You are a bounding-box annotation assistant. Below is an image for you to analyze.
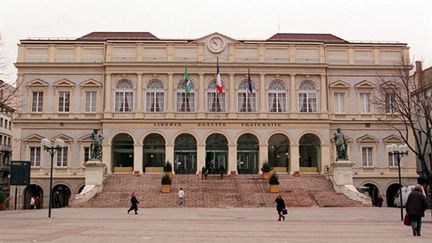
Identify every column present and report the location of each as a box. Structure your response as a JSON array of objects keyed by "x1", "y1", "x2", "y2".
[
  {"x1": 290, "y1": 74, "x2": 297, "y2": 118},
  {"x1": 104, "y1": 73, "x2": 112, "y2": 113},
  {"x1": 259, "y1": 144, "x2": 268, "y2": 174},
  {"x1": 196, "y1": 144, "x2": 205, "y2": 175},
  {"x1": 102, "y1": 144, "x2": 112, "y2": 175},
  {"x1": 320, "y1": 144, "x2": 331, "y2": 175},
  {"x1": 228, "y1": 144, "x2": 237, "y2": 175},
  {"x1": 133, "y1": 143, "x2": 143, "y2": 173},
  {"x1": 320, "y1": 74, "x2": 328, "y2": 118},
  {"x1": 228, "y1": 73, "x2": 236, "y2": 118},
  {"x1": 136, "y1": 73, "x2": 143, "y2": 113},
  {"x1": 167, "y1": 73, "x2": 174, "y2": 117},
  {"x1": 259, "y1": 74, "x2": 267, "y2": 118},
  {"x1": 165, "y1": 144, "x2": 174, "y2": 171},
  {"x1": 197, "y1": 74, "x2": 205, "y2": 118},
  {"x1": 290, "y1": 144, "x2": 300, "y2": 174}
]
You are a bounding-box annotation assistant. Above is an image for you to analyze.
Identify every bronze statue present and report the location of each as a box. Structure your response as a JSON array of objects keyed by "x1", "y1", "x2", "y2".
[
  {"x1": 333, "y1": 128, "x2": 348, "y2": 160},
  {"x1": 90, "y1": 129, "x2": 104, "y2": 160}
]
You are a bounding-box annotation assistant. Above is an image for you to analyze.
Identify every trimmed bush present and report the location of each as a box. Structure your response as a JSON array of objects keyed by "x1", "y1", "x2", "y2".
[
  {"x1": 269, "y1": 173, "x2": 280, "y2": 185},
  {"x1": 261, "y1": 162, "x2": 272, "y2": 173},
  {"x1": 161, "y1": 174, "x2": 172, "y2": 185},
  {"x1": 163, "y1": 161, "x2": 173, "y2": 172}
]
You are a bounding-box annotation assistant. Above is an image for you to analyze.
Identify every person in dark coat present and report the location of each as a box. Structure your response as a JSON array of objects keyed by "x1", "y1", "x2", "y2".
[
  {"x1": 405, "y1": 185, "x2": 428, "y2": 236},
  {"x1": 127, "y1": 192, "x2": 140, "y2": 215},
  {"x1": 275, "y1": 195, "x2": 286, "y2": 221}
]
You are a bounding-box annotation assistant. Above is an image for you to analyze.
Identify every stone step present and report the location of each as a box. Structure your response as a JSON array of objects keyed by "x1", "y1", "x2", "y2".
[{"x1": 71, "y1": 174, "x2": 364, "y2": 208}]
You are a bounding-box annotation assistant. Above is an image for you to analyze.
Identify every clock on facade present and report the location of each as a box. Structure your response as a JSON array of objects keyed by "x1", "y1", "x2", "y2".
[{"x1": 207, "y1": 36, "x2": 225, "y2": 53}]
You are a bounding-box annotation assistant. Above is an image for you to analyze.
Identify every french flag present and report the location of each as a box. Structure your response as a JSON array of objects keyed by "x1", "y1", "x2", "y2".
[{"x1": 216, "y1": 58, "x2": 224, "y2": 93}]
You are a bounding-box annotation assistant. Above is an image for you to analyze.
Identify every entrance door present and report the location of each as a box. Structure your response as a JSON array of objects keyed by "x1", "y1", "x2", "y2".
[
  {"x1": 205, "y1": 151, "x2": 228, "y2": 174},
  {"x1": 174, "y1": 151, "x2": 197, "y2": 174},
  {"x1": 237, "y1": 152, "x2": 258, "y2": 174}
]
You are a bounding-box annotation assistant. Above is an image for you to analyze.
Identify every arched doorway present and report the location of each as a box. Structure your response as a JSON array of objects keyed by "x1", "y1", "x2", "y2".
[
  {"x1": 386, "y1": 183, "x2": 401, "y2": 207},
  {"x1": 143, "y1": 134, "x2": 166, "y2": 170},
  {"x1": 363, "y1": 183, "x2": 379, "y2": 206},
  {"x1": 112, "y1": 133, "x2": 134, "y2": 173},
  {"x1": 268, "y1": 134, "x2": 290, "y2": 172},
  {"x1": 174, "y1": 134, "x2": 197, "y2": 174},
  {"x1": 23, "y1": 184, "x2": 43, "y2": 209},
  {"x1": 52, "y1": 184, "x2": 71, "y2": 208},
  {"x1": 237, "y1": 133, "x2": 259, "y2": 174},
  {"x1": 299, "y1": 134, "x2": 321, "y2": 172},
  {"x1": 205, "y1": 134, "x2": 228, "y2": 174}
]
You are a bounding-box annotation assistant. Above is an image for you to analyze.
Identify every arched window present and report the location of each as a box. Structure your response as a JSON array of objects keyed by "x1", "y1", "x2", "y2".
[
  {"x1": 114, "y1": 80, "x2": 134, "y2": 112},
  {"x1": 146, "y1": 80, "x2": 165, "y2": 112},
  {"x1": 237, "y1": 80, "x2": 256, "y2": 112},
  {"x1": 207, "y1": 81, "x2": 226, "y2": 112},
  {"x1": 176, "y1": 81, "x2": 195, "y2": 112},
  {"x1": 298, "y1": 80, "x2": 317, "y2": 112},
  {"x1": 268, "y1": 80, "x2": 287, "y2": 112}
]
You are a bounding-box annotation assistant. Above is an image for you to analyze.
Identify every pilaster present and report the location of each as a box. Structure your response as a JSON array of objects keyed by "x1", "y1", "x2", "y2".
[
  {"x1": 290, "y1": 144, "x2": 300, "y2": 173},
  {"x1": 133, "y1": 143, "x2": 143, "y2": 173},
  {"x1": 228, "y1": 144, "x2": 237, "y2": 175}
]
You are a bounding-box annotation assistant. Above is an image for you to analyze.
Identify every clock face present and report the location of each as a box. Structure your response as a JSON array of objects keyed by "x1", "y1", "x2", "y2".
[{"x1": 208, "y1": 36, "x2": 225, "y2": 53}]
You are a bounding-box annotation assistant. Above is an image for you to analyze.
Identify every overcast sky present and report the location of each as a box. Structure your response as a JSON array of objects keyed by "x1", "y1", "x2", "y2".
[{"x1": 1, "y1": 0, "x2": 431, "y2": 83}]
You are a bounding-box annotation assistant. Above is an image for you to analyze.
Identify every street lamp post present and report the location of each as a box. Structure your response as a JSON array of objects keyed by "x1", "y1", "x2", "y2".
[
  {"x1": 41, "y1": 138, "x2": 64, "y2": 218},
  {"x1": 386, "y1": 143, "x2": 409, "y2": 221}
]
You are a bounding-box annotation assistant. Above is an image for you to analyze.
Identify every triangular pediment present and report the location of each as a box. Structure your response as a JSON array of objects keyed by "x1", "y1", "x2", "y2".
[
  {"x1": 383, "y1": 134, "x2": 404, "y2": 144},
  {"x1": 23, "y1": 134, "x2": 45, "y2": 142},
  {"x1": 329, "y1": 80, "x2": 350, "y2": 89},
  {"x1": 78, "y1": 134, "x2": 93, "y2": 142},
  {"x1": 380, "y1": 80, "x2": 399, "y2": 89},
  {"x1": 27, "y1": 79, "x2": 48, "y2": 87},
  {"x1": 354, "y1": 80, "x2": 376, "y2": 89},
  {"x1": 80, "y1": 79, "x2": 102, "y2": 87},
  {"x1": 356, "y1": 134, "x2": 378, "y2": 143},
  {"x1": 193, "y1": 32, "x2": 239, "y2": 43},
  {"x1": 54, "y1": 79, "x2": 75, "y2": 87},
  {"x1": 52, "y1": 134, "x2": 74, "y2": 142}
]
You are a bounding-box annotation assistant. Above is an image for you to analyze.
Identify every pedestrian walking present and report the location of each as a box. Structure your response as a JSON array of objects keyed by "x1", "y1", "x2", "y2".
[
  {"x1": 275, "y1": 195, "x2": 286, "y2": 221},
  {"x1": 202, "y1": 165, "x2": 207, "y2": 180},
  {"x1": 30, "y1": 196, "x2": 36, "y2": 209},
  {"x1": 178, "y1": 188, "x2": 185, "y2": 206},
  {"x1": 53, "y1": 191, "x2": 61, "y2": 208},
  {"x1": 405, "y1": 184, "x2": 428, "y2": 236},
  {"x1": 219, "y1": 164, "x2": 225, "y2": 179},
  {"x1": 35, "y1": 196, "x2": 41, "y2": 209},
  {"x1": 127, "y1": 192, "x2": 140, "y2": 214}
]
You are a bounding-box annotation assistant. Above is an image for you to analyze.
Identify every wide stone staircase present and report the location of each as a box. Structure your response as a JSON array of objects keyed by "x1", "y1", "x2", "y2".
[{"x1": 71, "y1": 174, "x2": 365, "y2": 208}]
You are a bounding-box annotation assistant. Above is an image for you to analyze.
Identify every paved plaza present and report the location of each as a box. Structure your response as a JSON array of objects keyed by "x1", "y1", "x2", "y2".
[{"x1": 0, "y1": 207, "x2": 431, "y2": 243}]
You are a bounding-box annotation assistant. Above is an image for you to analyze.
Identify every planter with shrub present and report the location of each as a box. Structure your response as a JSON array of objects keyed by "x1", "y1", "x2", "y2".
[
  {"x1": 163, "y1": 161, "x2": 173, "y2": 178},
  {"x1": 269, "y1": 173, "x2": 280, "y2": 193},
  {"x1": 161, "y1": 174, "x2": 172, "y2": 193},
  {"x1": 261, "y1": 162, "x2": 272, "y2": 179}
]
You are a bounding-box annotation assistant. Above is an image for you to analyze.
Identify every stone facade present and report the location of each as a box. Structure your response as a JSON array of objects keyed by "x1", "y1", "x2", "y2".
[{"x1": 11, "y1": 32, "x2": 418, "y2": 208}]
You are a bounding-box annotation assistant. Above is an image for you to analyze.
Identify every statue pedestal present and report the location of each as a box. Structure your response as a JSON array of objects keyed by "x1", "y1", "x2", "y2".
[
  {"x1": 331, "y1": 160, "x2": 354, "y2": 186},
  {"x1": 84, "y1": 159, "x2": 106, "y2": 186}
]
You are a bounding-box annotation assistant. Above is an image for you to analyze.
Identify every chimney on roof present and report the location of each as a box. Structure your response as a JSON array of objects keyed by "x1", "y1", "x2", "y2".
[{"x1": 414, "y1": 61, "x2": 424, "y2": 88}]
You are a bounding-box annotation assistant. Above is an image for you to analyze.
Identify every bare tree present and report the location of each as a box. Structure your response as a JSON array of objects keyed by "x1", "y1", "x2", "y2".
[
  {"x1": 0, "y1": 31, "x2": 20, "y2": 109},
  {"x1": 374, "y1": 57, "x2": 432, "y2": 205}
]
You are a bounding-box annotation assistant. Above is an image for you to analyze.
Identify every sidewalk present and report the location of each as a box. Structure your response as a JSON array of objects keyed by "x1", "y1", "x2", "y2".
[{"x1": 1, "y1": 207, "x2": 431, "y2": 242}]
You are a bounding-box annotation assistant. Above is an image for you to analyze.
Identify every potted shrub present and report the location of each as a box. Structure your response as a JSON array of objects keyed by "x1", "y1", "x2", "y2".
[
  {"x1": 269, "y1": 173, "x2": 280, "y2": 193},
  {"x1": 163, "y1": 161, "x2": 173, "y2": 178},
  {"x1": 0, "y1": 191, "x2": 7, "y2": 210},
  {"x1": 261, "y1": 162, "x2": 272, "y2": 179},
  {"x1": 161, "y1": 174, "x2": 172, "y2": 193}
]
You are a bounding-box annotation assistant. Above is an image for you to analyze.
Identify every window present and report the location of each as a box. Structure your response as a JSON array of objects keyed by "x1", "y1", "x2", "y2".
[
  {"x1": 298, "y1": 81, "x2": 317, "y2": 112},
  {"x1": 32, "y1": 91, "x2": 43, "y2": 112},
  {"x1": 57, "y1": 147, "x2": 68, "y2": 167},
  {"x1": 114, "y1": 80, "x2": 134, "y2": 112},
  {"x1": 85, "y1": 91, "x2": 97, "y2": 112},
  {"x1": 360, "y1": 93, "x2": 370, "y2": 113},
  {"x1": 334, "y1": 92, "x2": 345, "y2": 113},
  {"x1": 176, "y1": 82, "x2": 195, "y2": 112},
  {"x1": 58, "y1": 91, "x2": 70, "y2": 112},
  {"x1": 388, "y1": 152, "x2": 398, "y2": 167},
  {"x1": 30, "y1": 147, "x2": 41, "y2": 167},
  {"x1": 237, "y1": 80, "x2": 257, "y2": 112},
  {"x1": 145, "y1": 80, "x2": 164, "y2": 112},
  {"x1": 207, "y1": 81, "x2": 226, "y2": 112},
  {"x1": 268, "y1": 81, "x2": 287, "y2": 112},
  {"x1": 84, "y1": 147, "x2": 90, "y2": 162},
  {"x1": 362, "y1": 147, "x2": 373, "y2": 167},
  {"x1": 385, "y1": 93, "x2": 396, "y2": 113}
]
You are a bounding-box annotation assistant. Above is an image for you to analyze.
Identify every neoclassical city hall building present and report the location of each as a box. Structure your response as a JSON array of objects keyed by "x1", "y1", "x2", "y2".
[{"x1": 12, "y1": 32, "x2": 418, "y2": 208}]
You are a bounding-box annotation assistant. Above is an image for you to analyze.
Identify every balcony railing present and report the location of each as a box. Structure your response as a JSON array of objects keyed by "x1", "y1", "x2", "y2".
[{"x1": 0, "y1": 145, "x2": 11, "y2": 152}]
